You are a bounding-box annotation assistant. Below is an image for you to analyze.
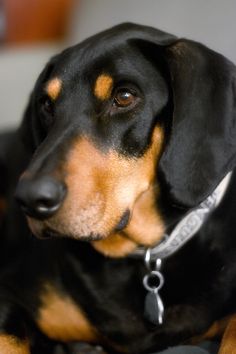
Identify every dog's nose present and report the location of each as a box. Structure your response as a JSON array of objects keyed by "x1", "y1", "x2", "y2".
[{"x1": 15, "y1": 176, "x2": 66, "y2": 220}]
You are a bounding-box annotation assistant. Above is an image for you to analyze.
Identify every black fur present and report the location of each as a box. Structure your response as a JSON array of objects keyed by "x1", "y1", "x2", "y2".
[{"x1": 0, "y1": 23, "x2": 236, "y2": 353}]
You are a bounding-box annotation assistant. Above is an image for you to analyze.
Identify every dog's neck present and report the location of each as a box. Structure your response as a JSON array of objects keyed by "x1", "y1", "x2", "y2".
[{"x1": 92, "y1": 172, "x2": 232, "y2": 258}]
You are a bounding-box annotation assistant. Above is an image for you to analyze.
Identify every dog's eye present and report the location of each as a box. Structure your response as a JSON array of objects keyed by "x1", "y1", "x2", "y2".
[
  {"x1": 42, "y1": 97, "x2": 54, "y2": 115},
  {"x1": 40, "y1": 97, "x2": 54, "y2": 128},
  {"x1": 113, "y1": 88, "x2": 136, "y2": 108}
]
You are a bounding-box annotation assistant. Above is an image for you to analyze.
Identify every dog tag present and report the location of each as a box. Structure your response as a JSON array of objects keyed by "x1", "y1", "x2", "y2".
[
  {"x1": 144, "y1": 290, "x2": 164, "y2": 325},
  {"x1": 143, "y1": 270, "x2": 164, "y2": 326}
]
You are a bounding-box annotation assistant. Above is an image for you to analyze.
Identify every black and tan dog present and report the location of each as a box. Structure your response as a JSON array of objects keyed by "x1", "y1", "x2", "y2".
[{"x1": 0, "y1": 23, "x2": 236, "y2": 354}]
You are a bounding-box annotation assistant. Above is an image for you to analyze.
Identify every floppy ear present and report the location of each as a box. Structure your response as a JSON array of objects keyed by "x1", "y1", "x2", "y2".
[
  {"x1": 125, "y1": 23, "x2": 236, "y2": 207},
  {"x1": 158, "y1": 40, "x2": 236, "y2": 207}
]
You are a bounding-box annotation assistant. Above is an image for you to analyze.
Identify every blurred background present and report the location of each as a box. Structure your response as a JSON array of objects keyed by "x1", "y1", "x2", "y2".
[{"x1": 0, "y1": 0, "x2": 236, "y2": 130}]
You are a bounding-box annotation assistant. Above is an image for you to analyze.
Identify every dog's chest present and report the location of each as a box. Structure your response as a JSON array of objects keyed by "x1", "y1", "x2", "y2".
[{"x1": 36, "y1": 284, "x2": 98, "y2": 342}]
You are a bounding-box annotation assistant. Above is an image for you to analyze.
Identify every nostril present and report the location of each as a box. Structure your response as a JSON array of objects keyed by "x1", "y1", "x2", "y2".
[
  {"x1": 34, "y1": 197, "x2": 62, "y2": 214},
  {"x1": 15, "y1": 176, "x2": 67, "y2": 220},
  {"x1": 37, "y1": 198, "x2": 57, "y2": 209},
  {"x1": 33, "y1": 179, "x2": 66, "y2": 218}
]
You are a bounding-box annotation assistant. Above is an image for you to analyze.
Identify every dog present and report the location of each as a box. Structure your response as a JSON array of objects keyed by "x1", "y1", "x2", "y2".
[{"x1": 0, "y1": 22, "x2": 236, "y2": 354}]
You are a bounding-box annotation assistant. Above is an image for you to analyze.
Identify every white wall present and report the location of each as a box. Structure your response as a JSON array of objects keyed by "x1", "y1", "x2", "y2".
[
  {"x1": 0, "y1": 0, "x2": 236, "y2": 129},
  {"x1": 70, "y1": 0, "x2": 236, "y2": 61}
]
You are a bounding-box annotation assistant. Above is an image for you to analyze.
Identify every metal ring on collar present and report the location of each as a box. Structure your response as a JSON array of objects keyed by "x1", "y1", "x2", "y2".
[{"x1": 143, "y1": 270, "x2": 164, "y2": 292}]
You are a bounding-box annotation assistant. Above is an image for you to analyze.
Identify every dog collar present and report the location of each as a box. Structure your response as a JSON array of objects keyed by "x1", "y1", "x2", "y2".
[
  {"x1": 132, "y1": 171, "x2": 232, "y2": 326},
  {"x1": 131, "y1": 171, "x2": 232, "y2": 261}
]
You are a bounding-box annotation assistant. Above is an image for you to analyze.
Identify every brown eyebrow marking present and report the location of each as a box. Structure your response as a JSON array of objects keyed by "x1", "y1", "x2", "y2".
[
  {"x1": 45, "y1": 77, "x2": 62, "y2": 100},
  {"x1": 94, "y1": 74, "x2": 113, "y2": 100}
]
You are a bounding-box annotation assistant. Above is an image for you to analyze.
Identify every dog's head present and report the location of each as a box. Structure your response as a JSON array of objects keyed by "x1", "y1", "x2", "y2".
[{"x1": 15, "y1": 23, "x2": 236, "y2": 256}]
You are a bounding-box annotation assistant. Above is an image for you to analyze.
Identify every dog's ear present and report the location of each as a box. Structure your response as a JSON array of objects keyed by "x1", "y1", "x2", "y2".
[{"x1": 158, "y1": 40, "x2": 236, "y2": 207}]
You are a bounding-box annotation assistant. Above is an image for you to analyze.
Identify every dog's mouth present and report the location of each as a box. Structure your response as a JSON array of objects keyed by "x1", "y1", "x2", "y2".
[
  {"x1": 34, "y1": 209, "x2": 131, "y2": 241},
  {"x1": 27, "y1": 182, "x2": 165, "y2": 259},
  {"x1": 43, "y1": 228, "x2": 104, "y2": 241},
  {"x1": 113, "y1": 210, "x2": 131, "y2": 232}
]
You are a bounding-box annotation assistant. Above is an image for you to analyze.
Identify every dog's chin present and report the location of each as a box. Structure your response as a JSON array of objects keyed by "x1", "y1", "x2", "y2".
[
  {"x1": 27, "y1": 209, "x2": 131, "y2": 242},
  {"x1": 33, "y1": 227, "x2": 106, "y2": 242}
]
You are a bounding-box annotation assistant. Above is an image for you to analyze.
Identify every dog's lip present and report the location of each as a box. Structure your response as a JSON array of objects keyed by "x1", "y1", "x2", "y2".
[
  {"x1": 114, "y1": 209, "x2": 130, "y2": 232},
  {"x1": 35, "y1": 209, "x2": 131, "y2": 242},
  {"x1": 30, "y1": 208, "x2": 132, "y2": 241},
  {"x1": 43, "y1": 228, "x2": 62, "y2": 239},
  {"x1": 39, "y1": 227, "x2": 105, "y2": 242}
]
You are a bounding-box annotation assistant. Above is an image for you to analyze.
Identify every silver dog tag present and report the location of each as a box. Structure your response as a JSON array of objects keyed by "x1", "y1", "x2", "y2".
[
  {"x1": 144, "y1": 290, "x2": 164, "y2": 325},
  {"x1": 143, "y1": 270, "x2": 164, "y2": 325}
]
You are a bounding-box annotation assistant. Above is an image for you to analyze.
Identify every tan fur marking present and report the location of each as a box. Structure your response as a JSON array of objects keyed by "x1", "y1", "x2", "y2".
[
  {"x1": 37, "y1": 284, "x2": 98, "y2": 342},
  {"x1": 0, "y1": 335, "x2": 30, "y2": 354},
  {"x1": 92, "y1": 233, "x2": 137, "y2": 257},
  {"x1": 45, "y1": 77, "x2": 62, "y2": 100},
  {"x1": 92, "y1": 127, "x2": 165, "y2": 257},
  {"x1": 124, "y1": 185, "x2": 164, "y2": 246},
  {"x1": 92, "y1": 185, "x2": 164, "y2": 257},
  {"x1": 94, "y1": 74, "x2": 113, "y2": 100},
  {"x1": 219, "y1": 314, "x2": 236, "y2": 354}
]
